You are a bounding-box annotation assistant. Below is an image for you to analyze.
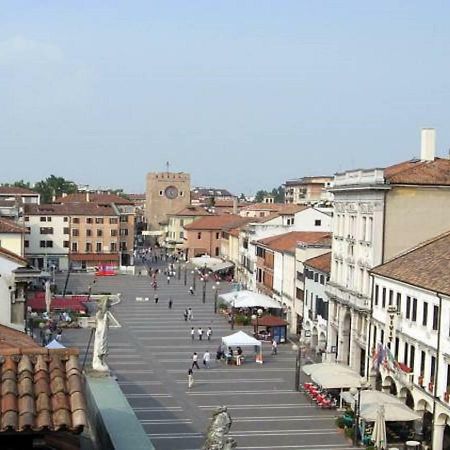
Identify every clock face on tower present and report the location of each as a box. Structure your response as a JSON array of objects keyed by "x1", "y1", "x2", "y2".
[{"x1": 164, "y1": 186, "x2": 178, "y2": 199}]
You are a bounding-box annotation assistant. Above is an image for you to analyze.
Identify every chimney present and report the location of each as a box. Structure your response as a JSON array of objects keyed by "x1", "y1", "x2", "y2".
[
  {"x1": 232, "y1": 197, "x2": 238, "y2": 215},
  {"x1": 421, "y1": 128, "x2": 436, "y2": 161},
  {"x1": 86, "y1": 192, "x2": 90, "y2": 202}
]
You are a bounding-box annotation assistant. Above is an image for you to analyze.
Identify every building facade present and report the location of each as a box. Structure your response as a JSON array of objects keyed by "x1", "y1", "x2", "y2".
[{"x1": 284, "y1": 176, "x2": 333, "y2": 205}]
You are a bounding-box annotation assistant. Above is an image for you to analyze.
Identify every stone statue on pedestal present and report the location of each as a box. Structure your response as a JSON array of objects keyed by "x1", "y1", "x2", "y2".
[
  {"x1": 92, "y1": 296, "x2": 111, "y2": 372},
  {"x1": 202, "y1": 406, "x2": 237, "y2": 450}
]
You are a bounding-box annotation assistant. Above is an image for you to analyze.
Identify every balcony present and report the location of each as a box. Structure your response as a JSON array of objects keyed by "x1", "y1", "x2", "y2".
[{"x1": 326, "y1": 282, "x2": 371, "y2": 312}]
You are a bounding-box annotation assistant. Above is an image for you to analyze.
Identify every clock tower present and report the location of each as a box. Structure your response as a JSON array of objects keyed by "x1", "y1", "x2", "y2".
[{"x1": 145, "y1": 171, "x2": 191, "y2": 231}]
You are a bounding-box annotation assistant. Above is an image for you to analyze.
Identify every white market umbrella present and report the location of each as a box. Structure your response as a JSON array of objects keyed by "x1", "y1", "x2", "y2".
[
  {"x1": 45, "y1": 339, "x2": 66, "y2": 349},
  {"x1": 371, "y1": 405, "x2": 387, "y2": 450},
  {"x1": 44, "y1": 280, "x2": 52, "y2": 315},
  {"x1": 219, "y1": 290, "x2": 282, "y2": 309},
  {"x1": 190, "y1": 256, "x2": 222, "y2": 268}
]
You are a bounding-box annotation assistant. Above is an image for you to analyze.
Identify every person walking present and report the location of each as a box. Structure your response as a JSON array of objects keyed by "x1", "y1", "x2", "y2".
[
  {"x1": 188, "y1": 368, "x2": 194, "y2": 389},
  {"x1": 154, "y1": 293, "x2": 159, "y2": 304},
  {"x1": 198, "y1": 327, "x2": 203, "y2": 341},
  {"x1": 168, "y1": 298, "x2": 173, "y2": 309},
  {"x1": 192, "y1": 352, "x2": 200, "y2": 369},
  {"x1": 271, "y1": 339, "x2": 278, "y2": 355},
  {"x1": 184, "y1": 309, "x2": 188, "y2": 321},
  {"x1": 203, "y1": 350, "x2": 210, "y2": 368},
  {"x1": 207, "y1": 327, "x2": 212, "y2": 341},
  {"x1": 191, "y1": 327, "x2": 195, "y2": 341},
  {"x1": 189, "y1": 286, "x2": 194, "y2": 295},
  {"x1": 167, "y1": 276, "x2": 170, "y2": 285},
  {"x1": 187, "y1": 307, "x2": 193, "y2": 321}
]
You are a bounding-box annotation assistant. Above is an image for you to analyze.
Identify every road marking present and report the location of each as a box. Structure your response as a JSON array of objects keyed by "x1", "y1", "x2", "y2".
[
  {"x1": 118, "y1": 381, "x2": 162, "y2": 385},
  {"x1": 238, "y1": 446, "x2": 354, "y2": 449},
  {"x1": 174, "y1": 378, "x2": 284, "y2": 384},
  {"x1": 125, "y1": 393, "x2": 172, "y2": 398},
  {"x1": 186, "y1": 390, "x2": 297, "y2": 396},
  {"x1": 198, "y1": 403, "x2": 314, "y2": 409},
  {"x1": 133, "y1": 407, "x2": 183, "y2": 412},
  {"x1": 140, "y1": 419, "x2": 192, "y2": 424},
  {"x1": 167, "y1": 368, "x2": 294, "y2": 373},
  {"x1": 233, "y1": 415, "x2": 337, "y2": 422},
  {"x1": 147, "y1": 433, "x2": 203, "y2": 439},
  {"x1": 115, "y1": 369, "x2": 154, "y2": 373}
]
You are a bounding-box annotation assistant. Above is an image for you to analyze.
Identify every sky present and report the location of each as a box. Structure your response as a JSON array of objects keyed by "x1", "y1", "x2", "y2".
[{"x1": 1, "y1": 1, "x2": 450, "y2": 195}]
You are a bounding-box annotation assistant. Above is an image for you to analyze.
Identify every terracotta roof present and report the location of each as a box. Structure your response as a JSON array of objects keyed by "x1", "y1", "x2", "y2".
[
  {"x1": 256, "y1": 231, "x2": 331, "y2": 253},
  {"x1": 170, "y1": 206, "x2": 213, "y2": 217},
  {"x1": 278, "y1": 205, "x2": 309, "y2": 215},
  {"x1": 0, "y1": 199, "x2": 16, "y2": 207},
  {"x1": 184, "y1": 214, "x2": 249, "y2": 231},
  {"x1": 54, "y1": 193, "x2": 133, "y2": 205},
  {"x1": 126, "y1": 193, "x2": 146, "y2": 200},
  {"x1": 384, "y1": 157, "x2": 450, "y2": 186},
  {"x1": 0, "y1": 247, "x2": 27, "y2": 265},
  {"x1": 371, "y1": 230, "x2": 450, "y2": 296},
  {"x1": 0, "y1": 347, "x2": 87, "y2": 432},
  {"x1": 251, "y1": 315, "x2": 288, "y2": 327},
  {"x1": 0, "y1": 325, "x2": 39, "y2": 351},
  {"x1": 25, "y1": 203, "x2": 117, "y2": 216},
  {"x1": 0, "y1": 186, "x2": 38, "y2": 195},
  {"x1": 304, "y1": 252, "x2": 332, "y2": 273},
  {"x1": 240, "y1": 202, "x2": 287, "y2": 212},
  {"x1": 0, "y1": 218, "x2": 28, "y2": 234}
]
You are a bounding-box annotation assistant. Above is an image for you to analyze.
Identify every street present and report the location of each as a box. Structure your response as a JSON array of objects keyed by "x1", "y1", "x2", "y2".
[{"x1": 57, "y1": 270, "x2": 353, "y2": 450}]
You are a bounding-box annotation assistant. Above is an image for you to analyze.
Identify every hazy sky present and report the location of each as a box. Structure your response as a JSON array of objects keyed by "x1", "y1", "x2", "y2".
[{"x1": 2, "y1": 1, "x2": 450, "y2": 195}]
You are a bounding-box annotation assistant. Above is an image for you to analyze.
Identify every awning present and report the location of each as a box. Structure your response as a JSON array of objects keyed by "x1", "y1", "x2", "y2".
[
  {"x1": 219, "y1": 290, "x2": 282, "y2": 309},
  {"x1": 222, "y1": 331, "x2": 261, "y2": 348},
  {"x1": 342, "y1": 390, "x2": 421, "y2": 422},
  {"x1": 45, "y1": 339, "x2": 66, "y2": 349},
  {"x1": 210, "y1": 261, "x2": 234, "y2": 272},
  {"x1": 302, "y1": 363, "x2": 363, "y2": 389}
]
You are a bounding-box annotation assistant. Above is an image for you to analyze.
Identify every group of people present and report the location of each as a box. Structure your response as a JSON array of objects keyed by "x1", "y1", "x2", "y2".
[
  {"x1": 188, "y1": 350, "x2": 211, "y2": 388},
  {"x1": 190, "y1": 326, "x2": 213, "y2": 341},
  {"x1": 216, "y1": 345, "x2": 244, "y2": 365}
]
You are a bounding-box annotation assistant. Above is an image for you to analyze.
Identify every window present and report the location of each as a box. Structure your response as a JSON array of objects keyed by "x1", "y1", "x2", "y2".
[
  {"x1": 110, "y1": 230, "x2": 117, "y2": 237},
  {"x1": 72, "y1": 229, "x2": 79, "y2": 237},
  {"x1": 197, "y1": 232, "x2": 202, "y2": 239},
  {"x1": 40, "y1": 240, "x2": 53, "y2": 248},
  {"x1": 24, "y1": 216, "x2": 29, "y2": 221},
  {"x1": 24, "y1": 240, "x2": 29, "y2": 248},
  {"x1": 73, "y1": 218, "x2": 80, "y2": 224},
  {"x1": 412, "y1": 298, "x2": 417, "y2": 322},
  {"x1": 85, "y1": 243, "x2": 92, "y2": 252},
  {"x1": 382, "y1": 287, "x2": 386, "y2": 308},
  {"x1": 314, "y1": 273, "x2": 319, "y2": 282},
  {"x1": 361, "y1": 216, "x2": 367, "y2": 240},
  {"x1": 216, "y1": 232, "x2": 220, "y2": 239},
  {"x1": 86, "y1": 217, "x2": 93, "y2": 224},
  {"x1": 431, "y1": 355, "x2": 436, "y2": 380},
  {"x1": 315, "y1": 219, "x2": 321, "y2": 226},
  {"x1": 63, "y1": 217, "x2": 68, "y2": 222},
  {"x1": 40, "y1": 227, "x2": 53, "y2": 234},
  {"x1": 86, "y1": 229, "x2": 92, "y2": 237},
  {"x1": 433, "y1": 305, "x2": 439, "y2": 330},
  {"x1": 109, "y1": 218, "x2": 118, "y2": 224},
  {"x1": 63, "y1": 241, "x2": 69, "y2": 248},
  {"x1": 120, "y1": 216, "x2": 128, "y2": 223},
  {"x1": 367, "y1": 217, "x2": 373, "y2": 241},
  {"x1": 40, "y1": 217, "x2": 46, "y2": 222},
  {"x1": 320, "y1": 274, "x2": 325, "y2": 285},
  {"x1": 423, "y1": 302, "x2": 428, "y2": 326},
  {"x1": 120, "y1": 242, "x2": 127, "y2": 251},
  {"x1": 97, "y1": 229, "x2": 103, "y2": 237},
  {"x1": 120, "y1": 229, "x2": 128, "y2": 236},
  {"x1": 403, "y1": 342, "x2": 408, "y2": 365},
  {"x1": 40, "y1": 240, "x2": 45, "y2": 248},
  {"x1": 71, "y1": 242, "x2": 78, "y2": 252},
  {"x1": 396, "y1": 293, "x2": 401, "y2": 312},
  {"x1": 406, "y1": 296, "x2": 411, "y2": 319},
  {"x1": 159, "y1": 190, "x2": 163, "y2": 196},
  {"x1": 388, "y1": 289, "x2": 393, "y2": 306},
  {"x1": 95, "y1": 218, "x2": 104, "y2": 224},
  {"x1": 380, "y1": 329, "x2": 384, "y2": 344},
  {"x1": 179, "y1": 231, "x2": 184, "y2": 239},
  {"x1": 46, "y1": 217, "x2": 51, "y2": 222},
  {"x1": 420, "y1": 351, "x2": 426, "y2": 376},
  {"x1": 110, "y1": 243, "x2": 117, "y2": 252},
  {"x1": 180, "y1": 191, "x2": 184, "y2": 197},
  {"x1": 96, "y1": 242, "x2": 102, "y2": 252},
  {"x1": 409, "y1": 345, "x2": 415, "y2": 370},
  {"x1": 215, "y1": 247, "x2": 220, "y2": 256},
  {"x1": 394, "y1": 337, "x2": 399, "y2": 358},
  {"x1": 374, "y1": 285, "x2": 379, "y2": 306},
  {"x1": 63, "y1": 227, "x2": 69, "y2": 234}
]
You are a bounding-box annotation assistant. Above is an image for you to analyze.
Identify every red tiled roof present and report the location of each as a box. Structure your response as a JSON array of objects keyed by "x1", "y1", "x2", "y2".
[
  {"x1": 0, "y1": 217, "x2": 28, "y2": 234},
  {"x1": 25, "y1": 203, "x2": 117, "y2": 216},
  {"x1": 370, "y1": 230, "x2": 450, "y2": 296},
  {"x1": 54, "y1": 193, "x2": 133, "y2": 205},
  {"x1": 256, "y1": 231, "x2": 331, "y2": 253},
  {"x1": 251, "y1": 315, "x2": 288, "y2": 327},
  {"x1": 240, "y1": 202, "x2": 287, "y2": 212},
  {"x1": 0, "y1": 338, "x2": 87, "y2": 433},
  {"x1": 126, "y1": 193, "x2": 146, "y2": 200},
  {"x1": 0, "y1": 325, "x2": 39, "y2": 351},
  {"x1": 184, "y1": 214, "x2": 248, "y2": 231},
  {"x1": 384, "y1": 158, "x2": 450, "y2": 186},
  {"x1": 0, "y1": 247, "x2": 27, "y2": 265},
  {"x1": 0, "y1": 186, "x2": 38, "y2": 195},
  {"x1": 304, "y1": 252, "x2": 332, "y2": 273}
]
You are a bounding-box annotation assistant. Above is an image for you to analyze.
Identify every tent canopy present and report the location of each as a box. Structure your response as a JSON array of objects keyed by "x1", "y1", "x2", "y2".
[
  {"x1": 222, "y1": 331, "x2": 261, "y2": 348},
  {"x1": 342, "y1": 390, "x2": 420, "y2": 422},
  {"x1": 45, "y1": 339, "x2": 66, "y2": 349},
  {"x1": 302, "y1": 363, "x2": 363, "y2": 389},
  {"x1": 190, "y1": 256, "x2": 222, "y2": 268},
  {"x1": 219, "y1": 290, "x2": 282, "y2": 309}
]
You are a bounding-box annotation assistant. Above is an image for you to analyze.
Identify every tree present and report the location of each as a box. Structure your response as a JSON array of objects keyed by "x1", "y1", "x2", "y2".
[
  {"x1": 2, "y1": 180, "x2": 32, "y2": 189},
  {"x1": 254, "y1": 190, "x2": 267, "y2": 202},
  {"x1": 254, "y1": 186, "x2": 285, "y2": 203},
  {"x1": 34, "y1": 175, "x2": 78, "y2": 203}
]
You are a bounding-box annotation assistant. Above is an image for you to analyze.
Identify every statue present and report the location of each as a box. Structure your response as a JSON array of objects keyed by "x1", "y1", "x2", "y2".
[
  {"x1": 202, "y1": 406, "x2": 237, "y2": 450},
  {"x1": 92, "y1": 296, "x2": 111, "y2": 372}
]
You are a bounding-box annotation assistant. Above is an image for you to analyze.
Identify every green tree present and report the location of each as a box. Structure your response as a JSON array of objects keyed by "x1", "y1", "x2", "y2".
[
  {"x1": 2, "y1": 180, "x2": 32, "y2": 189},
  {"x1": 34, "y1": 175, "x2": 78, "y2": 203},
  {"x1": 254, "y1": 190, "x2": 267, "y2": 202}
]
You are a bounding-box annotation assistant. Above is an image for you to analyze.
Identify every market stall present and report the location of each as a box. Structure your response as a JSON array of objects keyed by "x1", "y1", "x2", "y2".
[
  {"x1": 251, "y1": 315, "x2": 288, "y2": 343},
  {"x1": 221, "y1": 331, "x2": 263, "y2": 364}
]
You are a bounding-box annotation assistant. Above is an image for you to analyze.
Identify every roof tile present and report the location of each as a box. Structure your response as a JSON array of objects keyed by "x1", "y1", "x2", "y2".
[
  {"x1": 384, "y1": 157, "x2": 450, "y2": 185},
  {"x1": 256, "y1": 231, "x2": 331, "y2": 253},
  {"x1": 304, "y1": 252, "x2": 332, "y2": 273}
]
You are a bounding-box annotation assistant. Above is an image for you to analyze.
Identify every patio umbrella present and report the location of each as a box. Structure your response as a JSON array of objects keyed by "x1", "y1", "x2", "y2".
[
  {"x1": 371, "y1": 405, "x2": 387, "y2": 450},
  {"x1": 44, "y1": 280, "x2": 52, "y2": 315}
]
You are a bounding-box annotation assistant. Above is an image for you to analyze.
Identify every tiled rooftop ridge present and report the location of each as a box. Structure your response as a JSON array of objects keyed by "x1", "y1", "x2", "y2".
[{"x1": 0, "y1": 348, "x2": 87, "y2": 433}]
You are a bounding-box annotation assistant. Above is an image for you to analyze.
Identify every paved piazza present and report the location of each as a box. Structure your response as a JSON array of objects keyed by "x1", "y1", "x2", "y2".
[{"x1": 56, "y1": 269, "x2": 352, "y2": 450}]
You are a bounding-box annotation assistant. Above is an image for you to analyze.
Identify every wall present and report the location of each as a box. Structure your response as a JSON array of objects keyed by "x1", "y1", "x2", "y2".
[
  {"x1": 185, "y1": 229, "x2": 222, "y2": 258},
  {"x1": 384, "y1": 186, "x2": 450, "y2": 261},
  {"x1": 0, "y1": 256, "x2": 23, "y2": 330},
  {"x1": 0, "y1": 233, "x2": 23, "y2": 256}
]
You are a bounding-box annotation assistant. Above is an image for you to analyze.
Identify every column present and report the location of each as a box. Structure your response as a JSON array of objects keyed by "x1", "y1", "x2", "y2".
[{"x1": 432, "y1": 423, "x2": 445, "y2": 450}]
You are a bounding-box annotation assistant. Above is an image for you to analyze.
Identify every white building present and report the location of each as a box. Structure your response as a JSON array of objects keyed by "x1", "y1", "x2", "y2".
[
  {"x1": 303, "y1": 252, "x2": 331, "y2": 353},
  {"x1": 239, "y1": 206, "x2": 332, "y2": 291},
  {"x1": 23, "y1": 204, "x2": 70, "y2": 270},
  {"x1": 370, "y1": 231, "x2": 450, "y2": 450},
  {"x1": 0, "y1": 218, "x2": 28, "y2": 257},
  {"x1": 326, "y1": 129, "x2": 450, "y2": 376}
]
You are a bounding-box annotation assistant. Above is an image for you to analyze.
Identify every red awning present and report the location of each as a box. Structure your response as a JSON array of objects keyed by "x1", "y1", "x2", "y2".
[{"x1": 27, "y1": 294, "x2": 88, "y2": 313}]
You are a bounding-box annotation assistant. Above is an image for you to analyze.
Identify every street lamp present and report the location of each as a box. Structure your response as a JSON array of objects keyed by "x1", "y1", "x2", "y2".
[
  {"x1": 230, "y1": 294, "x2": 237, "y2": 330},
  {"x1": 191, "y1": 270, "x2": 196, "y2": 290},
  {"x1": 349, "y1": 378, "x2": 369, "y2": 447},
  {"x1": 183, "y1": 264, "x2": 187, "y2": 286},
  {"x1": 177, "y1": 260, "x2": 181, "y2": 280},
  {"x1": 212, "y1": 281, "x2": 220, "y2": 314},
  {"x1": 292, "y1": 338, "x2": 304, "y2": 392},
  {"x1": 251, "y1": 308, "x2": 264, "y2": 338},
  {"x1": 201, "y1": 276, "x2": 207, "y2": 304}
]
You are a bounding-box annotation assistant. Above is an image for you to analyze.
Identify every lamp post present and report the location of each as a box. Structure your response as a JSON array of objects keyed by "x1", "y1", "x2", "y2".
[
  {"x1": 292, "y1": 338, "x2": 304, "y2": 391},
  {"x1": 183, "y1": 265, "x2": 187, "y2": 286},
  {"x1": 251, "y1": 308, "x2": 263, "y2": 337},
  {"x1": 212, "y1": 281, "x2": 220, "y2": 314},
  {"x1": 177, "y1": 260, "x2": 181, "y2": 280},
  {"x1": 191, "y1": 270, "x2": 196, "y2": 290},
  {"x1": 349, "y1": 378, "x2": 368, "y2": 447},
  {"x1": 230, "y1": 294, "x2": 237, "y2": 330},
  {"x1": 201, "y1": 276, "x2": 207, "y2": 304}
]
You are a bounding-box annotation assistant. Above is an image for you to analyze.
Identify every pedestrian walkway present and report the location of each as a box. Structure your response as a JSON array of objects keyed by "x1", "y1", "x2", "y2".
[{"x1": 58, "y1": 267, "x2": 352, "y2": 450}]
